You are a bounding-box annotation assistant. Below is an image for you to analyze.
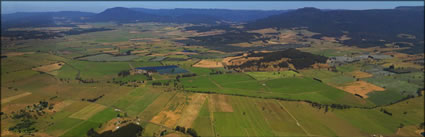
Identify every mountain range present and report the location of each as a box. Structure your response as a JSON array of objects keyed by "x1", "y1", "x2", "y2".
[
  {"x1": 1, "y1": 6, "x2": 424, "y2": 54},
  {"x1": 244, "y1": 6, "x2": 424, "y2": 53}
]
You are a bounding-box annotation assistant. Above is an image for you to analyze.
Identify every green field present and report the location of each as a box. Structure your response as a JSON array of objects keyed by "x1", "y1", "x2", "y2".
[{"x1": 2, "y1": 22, "x2": 423, "y2": 137}]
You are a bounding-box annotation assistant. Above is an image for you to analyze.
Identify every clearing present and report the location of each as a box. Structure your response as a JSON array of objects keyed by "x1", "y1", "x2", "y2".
[
  {"x1": 193, "y1": 60, "x2": 224, "y2": 68},
  {"x1": 337, "y1": 81, "x2": 385, "y2": 98}
]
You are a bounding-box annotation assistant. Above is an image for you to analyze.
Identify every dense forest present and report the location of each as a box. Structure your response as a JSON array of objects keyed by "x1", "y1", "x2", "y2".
[
  {"x1": 227, "y1": 48, "x2": 328, "y2": 70},
  {"x1": 245, "y1": 6, "x2": 424, "y2": 54}
]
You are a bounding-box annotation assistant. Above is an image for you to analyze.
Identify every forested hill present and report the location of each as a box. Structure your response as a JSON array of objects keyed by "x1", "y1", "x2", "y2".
[
  {"x1": 90, "y1": 7, "x2": 222, "y2": 24},
  {"x1": 130, "y1": 8, "x2": 288, "y2": 22},
  {"x1": 89, "y1": 7, "x2": 165, "y2": 22},
  {"x1": 245, "y1": 6, "x2": 424, "y2": 54}
]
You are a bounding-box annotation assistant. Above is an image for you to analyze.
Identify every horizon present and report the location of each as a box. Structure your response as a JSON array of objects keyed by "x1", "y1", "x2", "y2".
[{"x1": 2, "y1": 1, "x2": 424, "y2": 14}]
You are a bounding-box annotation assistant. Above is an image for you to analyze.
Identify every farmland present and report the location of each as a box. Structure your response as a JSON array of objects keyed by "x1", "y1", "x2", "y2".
[{"x1": 1, "y1": 19, "x2": 423, "y2": 137}]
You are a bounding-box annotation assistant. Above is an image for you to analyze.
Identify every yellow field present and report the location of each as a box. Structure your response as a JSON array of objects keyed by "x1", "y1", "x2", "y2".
[
  {"x1": 209, "y1": 94, "x2": 233, "y2": 112},
  {"x1": 193, "y1": 60, "x2": 224, "y2": 68},
  {"x1": 32, "y1": 62, "x2": 64, "y2": 73},
  {"x1": 337, "y1": 81, "x2": 385, "y2": 98},
  {"x1": 68, "y1": 103, "x2": 107, "y2": 120},
  {"x1": 1, "y1": 92, "x2": 32, "y2": 104},
  {"x1": 176, "y1": 94, "x2": 207, "y2": 128},
  {"x1": 248, "y1": 28, "x2": 278, "y2": 34}
]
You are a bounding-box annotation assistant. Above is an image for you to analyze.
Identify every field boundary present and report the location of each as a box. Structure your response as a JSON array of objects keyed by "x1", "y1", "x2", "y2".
[
  {"x1": 181, "y1": 88, "x2": 420, "y2": 110},
  {"x1": 277, "y1": 101, "x2": 310, "y2": 136}
]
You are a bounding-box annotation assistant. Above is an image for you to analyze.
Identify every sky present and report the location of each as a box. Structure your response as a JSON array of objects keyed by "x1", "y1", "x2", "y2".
[{"x1": 1, "y1": 1, "x2": 424, "y2": 14}]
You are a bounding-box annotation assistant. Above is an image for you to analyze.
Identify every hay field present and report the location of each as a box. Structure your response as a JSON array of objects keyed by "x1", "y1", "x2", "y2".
[
  {"x1": 32, "y1": 62, "x2": 64, "y2": 74},
  {"x1": 192, "y1": 60, "x2": 224, "y2": 68},
  {"x1": 337, "y1": 81, "x2": 385, "y2": 98},
  {"x1": 68, "y1": 103, "x2": 107, "y2": 120}
]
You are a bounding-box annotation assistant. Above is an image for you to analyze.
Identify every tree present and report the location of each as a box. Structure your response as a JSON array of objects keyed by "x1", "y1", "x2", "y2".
[
  {"x1": 175, "y1": 126, "x2": 186, "y2": 133},
  {"x1": 399, "y1": 123, "x2": 404, "y2": 129},
  {"x1": 187, "y1": 128, "x2": 199, "y2": 137}
]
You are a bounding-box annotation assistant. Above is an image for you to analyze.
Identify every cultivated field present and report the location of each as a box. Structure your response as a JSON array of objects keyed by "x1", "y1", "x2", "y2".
[{"x1": 1, "y1": 22, "x2": 423, "y2": 137}]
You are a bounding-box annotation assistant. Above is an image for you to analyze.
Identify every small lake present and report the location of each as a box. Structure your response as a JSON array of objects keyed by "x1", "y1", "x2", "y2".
[{"x1": 136, "y1": 65, "x2": 189, "y2": 74}]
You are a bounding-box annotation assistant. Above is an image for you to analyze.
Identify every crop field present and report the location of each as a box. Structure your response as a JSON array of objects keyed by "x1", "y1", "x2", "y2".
[
  {"x1": 1, "y1": 21, "x2": 423, "y2": 137},
  {"x1": 69, "y1": 103, "x2": 107, "y2": 120},
  {"x1": 245, "y1": 71, "x2": 300, "y2": 81},
  {"x1": 180, "y1": 73, "x2": 367, "y2": 106}
]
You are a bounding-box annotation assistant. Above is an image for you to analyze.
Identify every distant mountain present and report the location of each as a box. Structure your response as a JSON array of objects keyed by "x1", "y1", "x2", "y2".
[
  {"x1": 89, "y1": 7, "x2": 164, "y2": 22},
  {"x1": 130, "y1": 8, "x2": 288, "y2": 22},
  {"x1": 245, "y1": 6, "x2": 424, "y2": 54},
  {"x1": 1, "y1": 7, "x2": 287, "y2": 29},
  {"x1": 394, "y1": 6, "x2": 424, "y2": 11},
  {"x1": 88, "y1": 7, "x2": 223, "y2": 24}
]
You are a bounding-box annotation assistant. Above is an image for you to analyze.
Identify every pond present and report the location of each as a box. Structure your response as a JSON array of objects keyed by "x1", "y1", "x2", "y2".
[{"x1": 136, "y1": 65, "x2": 189, "y2": 74}]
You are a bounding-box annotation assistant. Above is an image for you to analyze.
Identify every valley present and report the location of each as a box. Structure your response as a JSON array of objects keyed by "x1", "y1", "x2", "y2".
[{"x1": 1, "y1": 5, "x2": 424, "y2": 137}]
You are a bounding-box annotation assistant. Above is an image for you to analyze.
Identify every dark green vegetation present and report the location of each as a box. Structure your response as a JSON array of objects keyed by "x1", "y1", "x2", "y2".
[
  {"x1": 87, "y1": 123, "x2": 143, "y2": 137},
  {"x1": 245, "y1": 7, "x2": 424, "y2": 54},
  {"x1": 228, "y1": 48, "x2": 328, "y2": 70}
]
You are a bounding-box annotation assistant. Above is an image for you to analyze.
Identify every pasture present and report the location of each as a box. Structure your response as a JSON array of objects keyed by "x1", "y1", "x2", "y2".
[{"x1": 1, "y1": 22, "x2": 423, "y2": 137}]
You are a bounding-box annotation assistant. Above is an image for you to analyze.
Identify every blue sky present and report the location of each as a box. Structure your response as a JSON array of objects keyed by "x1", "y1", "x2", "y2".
[{"x1": 2, "y1": 1, "x2": 424, "y2": 14}]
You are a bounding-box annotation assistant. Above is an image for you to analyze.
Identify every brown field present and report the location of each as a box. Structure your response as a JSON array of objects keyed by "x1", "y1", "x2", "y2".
[
  {"x1": 176, "y1": 94, "x2": 207, "y2": 128},
  {"x1": 230, "y1": 41, "x2": 264, "y2": 47},
  {"x1": 150, "y1": 93, "x2": 187, "y2": 128},
  {"x1": 32, "y1": 62, "x2": 64, "y2": 73},
  {"x1": 2, "y1": 52, "x2": 35, "y2": 57},
  {"x1": 1, "y1": 92, "x2": 32, "y2": 104},
  {"x1": 277, "y1": 31, "x2": 298, "y2": 43},
  {"x1": 47, "y1": 100, "x2": 75, "y2": 112},
  {"x1": 311, "y1": 63, "x2": 330, "y2": 69},
  {"x1": 192, "y1": 30, "x2": 225, "y2": 36},
  {"x1": 337, "y1": 81, "x2": 385, "y2": 98},
  {"x1": 102, "y1": 50, "x2": 120, "y2": 54},
  {"x1": 208, "y1": 94, "x2": 233, "y2": 112},
  {"x1": 68, "y1": 103, "x2": 107, "y2": 120},
  {"x1": 339, "y1": 35, "x2": 351, "y2": 41},
  {"x1": 248, "y1": 28, "x2": 278, "y2": 34},
  {"x1": 138, "y1": 92, "x2": 177, "y2": 120},
  {"x1": 169, "y1": 52, "x2": 198, "y2": 55},
  {"x1": 131, "y1": 50, "x2": 148, "y2": 54},
  {"x1": 129, "y1": 31, "x2": 142, "y2": 34},
  {"x1": 88, "y1": 48, "x2": 114, "y2": 52},
  {"x1": 150, "y1": 111, "x2": 182, "y2": 128},
  {"x1": 321, "y1": 36, "x2": 337, "y2": 42},
  {"x1": 350, "y1": 71, "x2": 373, "y2": 78},
  {"x1": 150, "y1": 93, "x2": 209, "y2": 128},
  {"x1": 193, "y1": 60, "x2": 224, "y2": 68}
]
